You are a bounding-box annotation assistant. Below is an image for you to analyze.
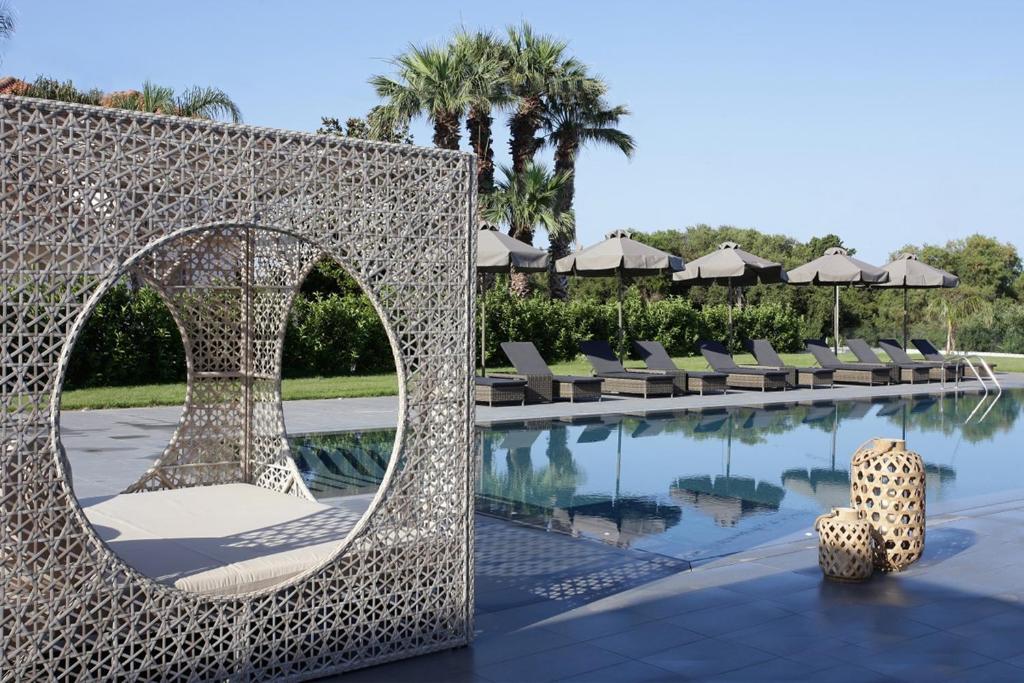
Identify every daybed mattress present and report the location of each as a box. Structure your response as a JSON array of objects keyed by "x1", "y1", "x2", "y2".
[{"x1": 83, "y1": 483, "x2": 370, "y2": 596}]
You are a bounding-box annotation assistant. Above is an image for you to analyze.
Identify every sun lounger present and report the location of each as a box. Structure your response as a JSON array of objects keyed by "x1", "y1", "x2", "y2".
[
  {"x1": 877, "y1": 339, "x2": 956, "y2": 382},
  {"x1": 744, "y1": 339, "x2": 834, "y2": 389},
  {"x1": 475, "y1": 376, "x2": 527, "y2": 406},
  {"x1": 698, "y1": 340, "x2": 789, "y2": 391},
  {"x1": 498, "y1": 342, "x2": 603, "y2": 403},
  {"x1": 804, "y1": 339, "x2": 893, "y2": 386},
  {"x1": 632, "y1": 340, "x2": 727, "y2": 395},
  {"x1": 579, "y1": 341, "x2": 675, "y2": 398},
  {"x1": 846, "y1": 339, "x2": 930, "y2": 384},
  {"x1": 911, "y1": 338, "x2": 993, "y2": 380}
]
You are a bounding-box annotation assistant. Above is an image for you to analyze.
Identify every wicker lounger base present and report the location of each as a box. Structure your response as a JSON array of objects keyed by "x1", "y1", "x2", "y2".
[
  {"x1": 599, "y1": 376, "x2": 674, "y2": 398},
  {"x1": 686, "y1": 375, "x2": 727, "y2": 395},
  {"x1": 796, "y1": 370, "x2": 834, "y2": 389},
  {"x1": 474, "y1": 382, "x2": 525, "y2": 406},
  {"x1": 896, "y1": 367, "x2": 932, "y2": 384},
  {"x1": 553, "y1": 380, "x2": 602, "y2": 403},
  {"x1": 724, "y1": 373, "x2": 789, "y2": 391},
  {"x1": 928, "y1": 366, "x2": 958, "y2": 382},
  {"x1": 630, "y1": 368, "x2": 687, "y2": 395},
  {"x1": 832, "y1": 368, "x2": 892, "y2": 385}
]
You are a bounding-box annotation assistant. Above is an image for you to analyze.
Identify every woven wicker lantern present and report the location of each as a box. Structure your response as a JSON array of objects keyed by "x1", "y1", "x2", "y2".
[
  {"x1": 814, "y1": 507, "x2": 875, "y2": 582},
  {"x1": 850, "y1": 438, "x2": 926, "y2": 571}
]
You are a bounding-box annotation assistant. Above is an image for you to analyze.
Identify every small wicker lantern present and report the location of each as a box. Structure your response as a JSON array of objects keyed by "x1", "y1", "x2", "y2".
[
  {"x1": 814, "y1": 507, "x2": 875, "y2": 582},
  {"x1": 851, "y1": 438, "x2": 926, "y2": 572}
]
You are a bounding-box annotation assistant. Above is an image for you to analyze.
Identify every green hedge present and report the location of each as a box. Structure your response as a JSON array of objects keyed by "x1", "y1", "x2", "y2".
[
  {"x1": 65, "y1": 283, "x2": 806, "y2": 389},
  {"x1": 65, "y1": 284, "x2": 185, "y2": 388},
  {"x1": 479, "y1": 286, "x2": 803, "y2": 365}
]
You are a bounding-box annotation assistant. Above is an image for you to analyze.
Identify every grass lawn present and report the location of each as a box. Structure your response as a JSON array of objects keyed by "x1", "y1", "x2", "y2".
[{"x1": 60, "y1": 352, "x2": 1021, "y2": 411}]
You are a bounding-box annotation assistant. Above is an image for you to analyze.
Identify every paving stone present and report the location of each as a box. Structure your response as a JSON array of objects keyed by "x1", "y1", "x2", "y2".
[
  {"x1": 475, "y1": 643, "x2": 628, "y2": 683},
  {"x1": 586, "y1": 620, "x2": 705, "y2": 658},
  {"x1": 640, "y1": 637, "x2": 776, "y2": 678}
]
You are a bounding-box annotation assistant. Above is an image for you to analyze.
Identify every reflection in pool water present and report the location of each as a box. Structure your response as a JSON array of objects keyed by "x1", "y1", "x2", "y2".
[{"x1": 289, "y1": 390, "x2": 1021, "y2": 561}]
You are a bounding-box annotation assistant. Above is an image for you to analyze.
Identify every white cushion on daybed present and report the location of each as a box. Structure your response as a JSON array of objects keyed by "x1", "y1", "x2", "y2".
[{"x1": 83, "y1": 483, "x2": 371, "y2": 596}]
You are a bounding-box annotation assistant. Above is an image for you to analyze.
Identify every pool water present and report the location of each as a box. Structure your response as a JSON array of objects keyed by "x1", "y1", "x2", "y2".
[{"x1": 289, "y1": 389, "x2": 1022, "y2": 562}]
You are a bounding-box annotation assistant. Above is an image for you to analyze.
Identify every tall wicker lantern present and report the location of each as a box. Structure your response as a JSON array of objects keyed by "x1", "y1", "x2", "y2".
[{"x1": 850, "y1": 438, "x2": 926, "y2": 571}]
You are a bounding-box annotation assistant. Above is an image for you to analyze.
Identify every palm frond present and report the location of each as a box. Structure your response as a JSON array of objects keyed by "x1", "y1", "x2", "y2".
[{"x1": 174, "y1": 85, "x2": 242, "y2": 122}]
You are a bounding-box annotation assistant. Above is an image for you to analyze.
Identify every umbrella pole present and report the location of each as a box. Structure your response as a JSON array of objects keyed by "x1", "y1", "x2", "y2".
[
  {"x1": 617, "y1": 269, "x2": 624, "y2": 361},
  {"x1": 833, "y1": 285, "x2": 840, "y2": 355},
  {"x1": 903, "y1": 287, "x2": 909, "y2": 349},
  {"x1": 479, "y1": 273, "x2": 486, "y2": 377},
  {"x1": 727, "y1": 279, "x2": 733, "y2": 347}
]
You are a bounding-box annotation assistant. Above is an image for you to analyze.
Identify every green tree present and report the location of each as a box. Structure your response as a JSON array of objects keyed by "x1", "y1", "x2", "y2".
[
  {"x1": 106, "y1": 81, "x2": 241, "y2": 122},
  {"x1": 483, "y1": 163, "x2": 574, "y2": 297},
  {"x1": 541, "y1": 93, "x2": 635, "y2": 298},
  {"x1": 318, "y1": 106, "x2": 413, "y2": 144},
  {"x1": 370, "y1": 43, "x2": 473, "y2": 150},
  {"x1": 19, "y1": 76, "x2": 103, "y2": 105},
  {"x1": 503, "y1": 22, "x2": 602, "y2": 176}
]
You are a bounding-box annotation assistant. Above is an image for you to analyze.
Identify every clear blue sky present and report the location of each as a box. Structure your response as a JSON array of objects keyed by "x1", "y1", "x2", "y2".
[{"x1": 3, "y1": 1, "x2": 1022, "y2": 263}]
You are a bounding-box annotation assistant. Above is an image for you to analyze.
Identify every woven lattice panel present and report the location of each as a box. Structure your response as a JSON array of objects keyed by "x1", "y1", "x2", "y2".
[
  {"x1": 850, "y1": 438, "x2": 926, "y2": 572},
  {"x1": 0, "y1": 95, "x2": 476, "y2": 681}
]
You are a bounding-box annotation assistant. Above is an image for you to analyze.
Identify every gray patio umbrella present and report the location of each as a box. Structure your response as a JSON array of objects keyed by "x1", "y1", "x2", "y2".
[
  {"x1": 672, "y1": 241, "x2": 787, "y2": 339},
  {"x1": 877, "y1": 252, "x2": 959, "y2": 348},
  {"x1": 476, "y1": 223, "x2": 549, "y2": 375},
  {"x1": 556, "y1": 229, "x2": 684, "y2": 357},
  {"x1": 787, "y1": 247, "x2": 889, "y2": 354}
]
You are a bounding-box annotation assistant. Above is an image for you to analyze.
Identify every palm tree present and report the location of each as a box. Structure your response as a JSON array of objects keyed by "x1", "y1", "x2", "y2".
[
  {"x1": 483, "y1": 163, "x2": 573, "y2": 297},
  {"x1": 370, "y1": 43, "x2": 472, "y2": 150},
  {"x1": 926, "y1": 286, "x2": 994, "y2": 352},
  {"x1": 105, "y1": 81, "x2": 241, "y2": 122},
  {"x1": 453, "y1": 30, "x2": 510, "y2": 196},
  {"x1": 542, "y1": 95, "x2": 635, "y2": 298},
  {"x1": 504, "y1": 22, "x2": 602, "y2": 175}
]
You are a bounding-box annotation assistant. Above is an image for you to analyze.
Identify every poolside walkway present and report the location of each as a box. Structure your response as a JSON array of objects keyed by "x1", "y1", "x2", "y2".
[{"x1": 336, "y1": 488, "x2": 1024, "y2": 682}]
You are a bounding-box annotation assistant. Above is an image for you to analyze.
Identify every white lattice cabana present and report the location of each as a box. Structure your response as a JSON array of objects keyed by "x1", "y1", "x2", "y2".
[{"x1": 0, "y1": 95, "x2": 476, "y2": 680}]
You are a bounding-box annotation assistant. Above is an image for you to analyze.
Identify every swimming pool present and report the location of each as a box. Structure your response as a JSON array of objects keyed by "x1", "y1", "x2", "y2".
[{"x1": 289, "y1": 389, "x2": 1021, "y2": 562}]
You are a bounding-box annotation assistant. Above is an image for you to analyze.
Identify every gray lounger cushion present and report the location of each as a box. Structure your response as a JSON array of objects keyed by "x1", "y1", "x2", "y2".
[
  {"x1": 699, "y1": 340, "x2": 788, "y2": 379},
  {"x1": 501, "y1": 341, "x2": 594, "y2": 384},
  {"x1": 579, "y1": 340, "x2": 669, "y2": 380},
  {"x1": 805, "y1": 339, "x2": 886, "y2": 371},
  {"x1": 745, "y1": 339, "x2": 832, "y2": 376},
  {"x1": 911, "y1": 338, "x2": 944, "y2": 362},
  {"x1": 475, "y1": 376, "x2": 527, "y2": 387},
  {"x1": 877, "y1": 339, "x2": 942, "y2": 367}
]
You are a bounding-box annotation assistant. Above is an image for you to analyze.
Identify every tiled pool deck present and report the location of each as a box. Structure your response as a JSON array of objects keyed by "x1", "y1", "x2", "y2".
[{"x1": 61, "y1": 374, "x2": 1024, "y2": 681}]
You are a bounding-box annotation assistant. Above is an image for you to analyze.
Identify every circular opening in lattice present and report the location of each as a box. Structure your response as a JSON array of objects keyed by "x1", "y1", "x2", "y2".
[
  {"x1": 281, "y1": 255, "x2": 400, "y2": 502},
  {"x1": 55, "y1": 226, "x2": 403, "y2": 598}
]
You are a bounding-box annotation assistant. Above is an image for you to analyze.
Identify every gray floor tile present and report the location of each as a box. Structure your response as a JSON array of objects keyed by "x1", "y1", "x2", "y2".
[
  {"x1": 796, "y1": 664, "x2": 901, "y2": 682},
  {"x1": 669, "y1": 599, "x2": 793, "y2": 637},
  {"x1": 536, "y1": 606, "x2": 657, "y2": 640},
  {"x1": 853, "y1": 631, "x2": 995, "y2": 679},
  {"x1": 961, "y1": 661, "x2": 1024, "y2": 682},
  {"x1": 640, "y1": 637, "x2": 776, "y2": 678},
  {"x1": 474, "y1": 643, "x2": 628, "y2": 683},
  {"x1": 706, "y1": 656, "x2": 819, "y2": 681},
  {"x1": 629, "y1": 585, "x2": 750, "y2": 619},
  {"x1": 559, "y1": 659, "x2": 680, "y2": 682},
  {"x1": 717, "y1": 613, "x2": 848, "y2": 658},
  {"x1": 467, "y1": 627, "x2": 579, "y2": 666},
  {"x1": 901, "y1": 595, "x2": 1014, "y2": 629},
  {"x1": 948, "y1": 609, "x2": 1024, "y2": 659},
  {"x1": 586, "y1": 620, "x2": 705, "y2": 658}
]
